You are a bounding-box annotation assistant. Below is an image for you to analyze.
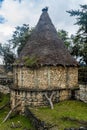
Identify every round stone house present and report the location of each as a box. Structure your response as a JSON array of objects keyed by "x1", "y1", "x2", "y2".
[{"x1": 10, "y1": 8, "x2": 78, "y2": 112}]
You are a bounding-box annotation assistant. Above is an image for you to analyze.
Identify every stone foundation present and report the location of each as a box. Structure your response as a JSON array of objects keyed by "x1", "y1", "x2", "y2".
[
  {"x1": 0, "y1": 85, "x2": 10, "y2": 94},
  {"x1": 10, "y1": 88, "x2": 74, "y2": 112},
  {"x1": 75, "y1": 84, "x2": 87, "y2": 103},
  {"x1": 10, "y1": 84, "x2": 87, "y2": 112}
]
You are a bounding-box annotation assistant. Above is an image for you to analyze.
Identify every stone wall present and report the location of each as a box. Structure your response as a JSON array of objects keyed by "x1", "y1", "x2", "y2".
[
  {"x1": 10, "y1": 89, "x2": 72, "y2": 112},
  {"x1": 14, "y1": 66, "x2": 78, "y2": 89},
  {"x1": 0, "y1": 85, "x2": 10, "y2": 94},
  {"x1": 12, "y1": 66, "x2": 78, "y2": 111},
  {"x1": 75, "y1": 84, "x2": 87, "y2": 103},
  {"x1": 10, "y1": 84, "x2": 87, "y2": 111},
  {"x1": 25, "y1": 107, "x2": 49, "y2": 130}
]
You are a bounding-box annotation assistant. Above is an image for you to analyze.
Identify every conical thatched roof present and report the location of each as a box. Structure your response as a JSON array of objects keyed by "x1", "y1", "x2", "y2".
[{"x1": 16, "y1": 8, "x2": 78, "y2": 67}]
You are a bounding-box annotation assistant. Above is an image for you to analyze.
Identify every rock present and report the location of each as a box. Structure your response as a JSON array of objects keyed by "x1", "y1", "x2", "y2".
[
  {"x1": 64, "y1": 127, "x2": 87, "y2": 130},
  {"x1": 49, "y1": 126, "x2": 58, "y2": 130},
  {"x1": 79, "y1": 127, "x2": 87, "y2": 130},
  {"x1": 0, "y1": 85, "x2": 10, "y2": 94},
  {"x1": 22, "y1": 127, "x2": 30, "y2": 130}
]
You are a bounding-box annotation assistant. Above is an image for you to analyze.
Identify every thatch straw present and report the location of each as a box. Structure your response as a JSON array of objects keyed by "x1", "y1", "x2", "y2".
[{"x1": 15, "y1": 9, "x2": 78, "y2": 67}]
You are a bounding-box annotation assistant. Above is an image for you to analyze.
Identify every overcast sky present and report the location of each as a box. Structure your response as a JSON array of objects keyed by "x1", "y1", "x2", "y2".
[{"x1": 0, "y1": 0, "x2": 87, "y2": 44}]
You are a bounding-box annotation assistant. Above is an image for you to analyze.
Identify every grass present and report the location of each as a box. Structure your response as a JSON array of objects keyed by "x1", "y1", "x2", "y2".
[
  {"x1": 31, "y1": 100, "x2": 87, "y2": 130},
  {"x1": 0, "y1": 93, "x2": 87, "y2": 130},
  {"x1": 0, "y1": 92, "x2": 9, "y2": 106},
  {"x1": 0, "y1": 93, "x2": 33, "y2": 130}
]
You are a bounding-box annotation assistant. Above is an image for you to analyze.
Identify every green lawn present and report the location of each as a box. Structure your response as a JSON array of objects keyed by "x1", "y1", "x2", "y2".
[
  {"x1": 0, "y1": 93, "x2": 87, "y2": 130},
  {"x1": 0, "y1": 93, "x2": 9, "y2": 106},
  {"x1": 31, "y1": 100, "x2": 87, "y2": 130},
  {"x1": 0, "y1": 93, "x2": 33, "y2": 130}
]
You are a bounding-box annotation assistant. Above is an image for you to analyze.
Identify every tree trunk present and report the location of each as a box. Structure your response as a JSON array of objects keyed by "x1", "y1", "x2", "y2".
[
  {"x1": 3, "y1": 101, "x2": 21, "y2": 123},
  {"x1": 44, "y1": 92, "x2": 55, "y2": 109}
]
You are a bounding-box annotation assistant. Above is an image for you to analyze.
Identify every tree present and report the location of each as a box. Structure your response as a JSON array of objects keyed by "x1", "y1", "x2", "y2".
[
  {"x1": 0, "y1": 24, "x2": 33, "y2": 71},
  {"x1": 67, "y1": 5, "x2": 87, "y2": 64},
  {"x1": 44, "y1": 92, "x2": 55, "y2": 109},
  {"x1": 57, "y1": 29, "x2": 71, "y2": 50},
  {"x1": 9, "y1": 24, "x2": 32, "y2": 56},
  {"x1": 70, "y1": 35, "x2": 81, "y2": 60},
  {"x1": 0, "y1": 43, "x2": 15, "y2": 72}
]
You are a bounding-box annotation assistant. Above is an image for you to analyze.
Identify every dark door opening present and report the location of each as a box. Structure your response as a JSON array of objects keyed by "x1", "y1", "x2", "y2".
[{"x1": 71, "y1": 90, "x2": 76, "y2": 100}]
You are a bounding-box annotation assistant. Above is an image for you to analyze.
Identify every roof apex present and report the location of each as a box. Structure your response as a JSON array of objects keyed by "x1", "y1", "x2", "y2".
[{"x1": 42, "y1": 7, "x2": 48, "y2": 12}]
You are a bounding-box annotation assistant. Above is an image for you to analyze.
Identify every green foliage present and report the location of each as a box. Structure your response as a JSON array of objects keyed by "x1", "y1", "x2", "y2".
[
  {"x1": 67, "y1": 5, "x2": 87, "y2": 64},
  {"x1": 70, "y1": 35, "x2": 82, "y2": 57},
  {"x1": 57, "y1": 29, "x2": 71, "y2": 49},
  {"x1": 0, "y1": 43, "x2": 15, "y2": 72},
  {"x1": 9, "y1": 24, "x2": 33, "y2": 56},
  {"x1": 70, "y1": 34, "x2": 87, "y2": 64},
  {"x1": 0, "y1": 114, "x2": 33, "y2": 130},
  {"x1": 78, "y1": 66, "x2": 87, "y2": 83},
  {"x1": 0, "y1": 24, "x2": 33, "y2": 71},
  {"x1": 0, "y1": 93, "x2": 9, "y2": 106},
  {"x1": 31, "y1": 100, "x2": 87, "y2": 130},
  {"x1": 67, "y1": 5, "x2": 87, "y2": 31},
  {"x1": 23, "y1": 56, "x2": 38, "y2": 67}
]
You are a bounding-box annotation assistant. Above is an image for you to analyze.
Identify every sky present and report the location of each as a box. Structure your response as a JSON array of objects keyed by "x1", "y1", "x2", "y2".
[
  {"x1": 0, "y1": 0, "x2": 87, "y2": 63},
  {"x1": 0, "y1": 0, "x2": 87, "y2": 44}
]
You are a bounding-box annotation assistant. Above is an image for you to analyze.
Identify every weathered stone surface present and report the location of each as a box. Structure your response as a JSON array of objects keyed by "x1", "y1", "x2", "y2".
[
  {"x1": 14, "y1": 66, "x2": 78, "y2": 89},
  {"x1": 0, "y1": 85, "x2": 10, "y2": 94},
  {"x1": 79, "y1": 85, "x2": 87, "y2": 103},
  {"x1": 75, "y1": 85, "x2": 87, "y2": 103},
  {"x1": 11, "y1": 66, "x2": 78, "y2": 111},
  {"x1": 64, "y1": 127, "x2": 87, "y2": 130},
  {"x1": 60, "y1": 90, "x2": 69, "y2": 101},
  {"x1": 10, "y1": 89, "x2": 78, "y2": 112}
]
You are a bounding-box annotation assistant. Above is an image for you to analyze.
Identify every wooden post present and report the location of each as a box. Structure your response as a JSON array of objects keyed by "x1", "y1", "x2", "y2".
[
  {"x1": 21, "y1": 68, "x2": 23, "y2": 87},
  {"x1": 14, "y1": 67, "x2": 18, "y2": 86},
  {"x1": 3, "y1": 101, "x2": 21, "y2": 123},
  {"x1": 11, "y1": 90, "x2": 16, "y2": 109},
  {"x1": 34, "y1": 69, "x2": 38, "y2": 88},
  {"x1": 20, "y1": 68, "x2": 22, "y2": 87},
  {"x1": 66, "y1": 67, "x2": 69, "y2": 88},
  {"x1": 47, "y1": 67, "x2": 51, "y2": 88}
]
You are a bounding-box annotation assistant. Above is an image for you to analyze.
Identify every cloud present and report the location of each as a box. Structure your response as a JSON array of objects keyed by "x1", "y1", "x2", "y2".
[
  {"x1": 14, "y1": 0, "x2": 21, "y2": 3},
  {"x1": 0, "y1": 15, "x2": 6, "y2": 23},
  {"x1": 0, "y1": 0, "x2": 87, "y2": 64},
  {"x1": 43, "y1": 0, "x2": 87, "y2": 34},
  {"x1": 0, "y1": 0, "x2": 4, "y2": 8},
  {"x1": 0, "y1": 0, "x2": 87, "y2": 43},
  {"x1": 0, "y1": 24, "x2": 14, "y2": 43},
  {"x1": 0, "y1": 0, "x2": 42, "y2": 43}
]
